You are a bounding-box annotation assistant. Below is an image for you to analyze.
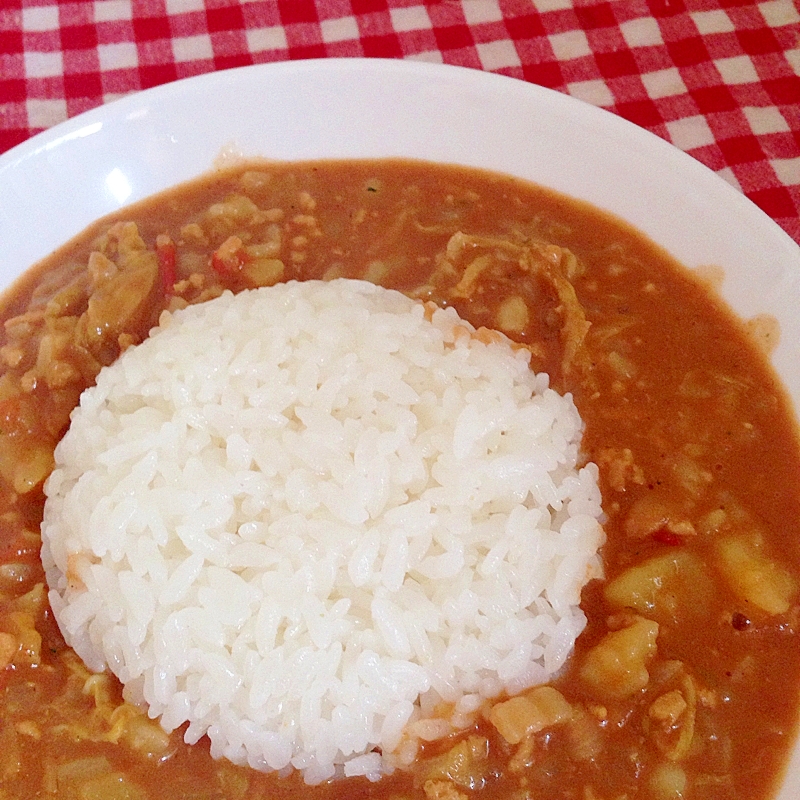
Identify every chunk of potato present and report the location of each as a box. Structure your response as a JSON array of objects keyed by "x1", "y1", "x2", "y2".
[
  {"x1": 649, "y1": 762, "x2": 687, "y2": 800},
  {"x1": 0, "y1": 632, "x2": 16, "y2": 669},
  {"x1": 7, "y1": 610, "x2": 42, "y2": 666},
  {"x1": 579, "y1": 616, "x2": 659, "y2": 701},
  {"x1": 715, "y1": 533, "x2": 796, "y2": 615},
  {"x1": 204, "y1": 194, "x2": 264, "y2": 241},
  {"x1": 603, "y1": 550, "x2": 712, "y2": 625},
  {"x1": 497, "y1": 296, "x2": 529, "y2": 334},
  {"x1": 241, "y1": 258, "x2": 285, "y2": 288},
  {"x1": 489, "y1": 686, "x2": 573, "y2": 744},
  {"x1": 623, "y1": 493, "x2": 694, "y2": 540},
  {"x1": 79, "y1": 773, "x2": 148, "y2": 800},
  {"x1": 419, "y1": 736, "x2": 489, "y2": 791},
  {"x1": 84, "y1": 255, "x2": 159, "y2": 353},
  {"x1": 0, "y1": 435, "x2": 54, "y2": 494},
  {"x1": 0, "y1": 723, "x2": 21, "y2": 780},
  {"x1": 564, "y1": 705, "x2": 603, "y2": 762},
  {"x1": 120, "y1": 713, "x2": 172, "y2": 759},
  {"x1": 423, "y1": 780, "x2": 468, "y2": 800}
]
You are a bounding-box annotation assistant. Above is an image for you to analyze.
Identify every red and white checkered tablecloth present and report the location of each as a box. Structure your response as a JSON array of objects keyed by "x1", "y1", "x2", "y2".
[{"x1": 1, "y1": 0, "x2": 799, "y2": 243}]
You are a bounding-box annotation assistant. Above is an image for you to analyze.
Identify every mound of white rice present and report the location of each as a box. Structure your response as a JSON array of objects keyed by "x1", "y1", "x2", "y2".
[{"x1": 42, "y1": 278, "x2": 604, "y2": 783}]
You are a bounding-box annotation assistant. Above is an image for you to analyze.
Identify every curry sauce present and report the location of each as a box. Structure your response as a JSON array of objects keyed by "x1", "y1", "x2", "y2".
[{"x1": 0, "y1": 160, "x2": 799, "y2": 800}]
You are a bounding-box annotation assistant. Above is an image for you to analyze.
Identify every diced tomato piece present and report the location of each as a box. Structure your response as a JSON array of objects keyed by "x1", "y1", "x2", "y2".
[
  {"x1": 211, "y1": 235, "x2": 251, "y2": 277},
  {"x1": 156, "y1": 235, "x2": 177, "y2": 296},
  {"x1": 653, "y1": 528, "x2": 683, "y2": 546}
]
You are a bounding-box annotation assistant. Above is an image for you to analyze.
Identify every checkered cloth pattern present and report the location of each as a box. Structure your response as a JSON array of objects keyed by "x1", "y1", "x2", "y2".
[{"x1": 1, "y1": 0, "x2": 799, "y2": 242}]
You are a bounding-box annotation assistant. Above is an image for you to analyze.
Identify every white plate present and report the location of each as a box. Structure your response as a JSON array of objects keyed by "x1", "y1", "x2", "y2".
[{"x1": 1, "y1": 58, "x2": 799, "y2": 797}]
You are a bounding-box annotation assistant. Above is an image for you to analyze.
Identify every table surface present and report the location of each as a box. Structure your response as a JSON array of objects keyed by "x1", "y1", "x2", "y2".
[{"x1": 1, "y1": 0, "x2": 799, "y2": 244}]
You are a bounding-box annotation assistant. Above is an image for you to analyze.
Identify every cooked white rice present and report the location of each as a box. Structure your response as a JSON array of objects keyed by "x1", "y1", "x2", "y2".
[{"x1": 41, "y1": 278, "x2": 604, "y2": 784}]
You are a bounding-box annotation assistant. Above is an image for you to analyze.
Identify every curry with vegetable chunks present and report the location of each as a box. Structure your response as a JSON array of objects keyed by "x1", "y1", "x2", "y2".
[{"x1": 1, "y1": 159, "x2": 799, "y2": 800}]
